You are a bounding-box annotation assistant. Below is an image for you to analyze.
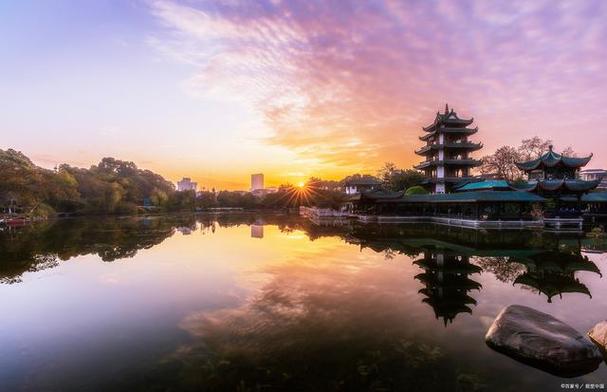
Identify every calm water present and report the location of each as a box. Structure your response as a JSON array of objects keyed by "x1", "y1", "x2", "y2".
[{"x1": 1, "y1": 214, "x2": 606, "y2": 391}]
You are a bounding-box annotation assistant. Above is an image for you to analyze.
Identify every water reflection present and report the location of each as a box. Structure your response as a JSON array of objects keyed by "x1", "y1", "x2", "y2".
[
  {"x1": 1, "y1": 214, "x2": 606, "y2": 391},
  {"x1": 414, "y1": 252, "x2": 482, "y2": 325}
]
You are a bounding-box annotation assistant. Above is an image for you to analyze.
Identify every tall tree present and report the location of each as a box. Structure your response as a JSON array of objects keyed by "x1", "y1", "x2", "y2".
[
  {"x1": 479, "y1": 146, "x2": 523, "y2": 181},
  {"x1": 518, "y1": 137, "x2": 553, "y2": 161},
  {"x1": 479, "y1": 137, "x2": 574, "y2": 181},
  {"x1": 378, "y1": 162, "x2": 424, "y2": 192}
]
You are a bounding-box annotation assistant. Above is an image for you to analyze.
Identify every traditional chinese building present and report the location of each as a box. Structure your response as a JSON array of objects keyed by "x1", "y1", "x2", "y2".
[
  {"x1": 515, "y1": 145, "x2": 594, "y2": 183},
  {"x1": 514, "y1": 146, "x2": 599, "y2": 216},
  {"x1": 414, "y1": 251, "x2": 482, "y2": 325},
  {"x1": 415, "y1": 105, "x2": 482, "y2": 194}
]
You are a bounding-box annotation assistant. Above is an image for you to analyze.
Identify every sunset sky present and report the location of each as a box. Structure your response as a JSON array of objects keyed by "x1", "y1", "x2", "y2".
[{"x1": 2, "y1": 0, "x2": 607, "y2": 190}]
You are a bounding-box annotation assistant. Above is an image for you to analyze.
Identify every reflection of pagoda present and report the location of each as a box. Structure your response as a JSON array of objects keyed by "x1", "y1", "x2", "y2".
[
  {"x1": 511, "y1": 251, "x2": 601, "y2": 303},
  {"x1": 415, "y1": 104, "x2": 482, "y2": 194},
  {"x1": 414, "y1": 252, "x2": 482, "y2": 325}
]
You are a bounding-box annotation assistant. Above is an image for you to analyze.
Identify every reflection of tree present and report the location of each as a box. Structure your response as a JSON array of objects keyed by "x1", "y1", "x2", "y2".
[
  {"x1": 474, "y1": 257, "x2": 525, "y2": 283},
  {"x1": 309, "y1": 222, "x2": 603, "y2": 304},
  {"x1": 0, "y1": 213, "x2": 328, "y2": 285},
  {"x1": 0, "y1": 216, "x2": 194, "y2": 283},
  {"x1": 414, "y1": 252, "x2": 482, "y2": 325}
]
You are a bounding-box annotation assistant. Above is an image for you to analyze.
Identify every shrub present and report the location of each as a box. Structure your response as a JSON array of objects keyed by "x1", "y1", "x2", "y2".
[{"x1": 405, "y1": 186, "x2": 428, "y2": 195}]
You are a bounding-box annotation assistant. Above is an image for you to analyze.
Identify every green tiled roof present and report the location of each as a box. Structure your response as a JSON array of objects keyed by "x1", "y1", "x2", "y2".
[
  {"x1": 378, "y1": 191, "x2": 545, "y2": 203},
  {"x1": 360, "y1": 190, "x2": 404, "y2": 200},
  {"x1": 515, "y1": 146, "x2": 592, "y2": 171},
  {"x1": 582, "y1": 192, "x2": 607, "y2": 202},
  {"x1": 455, "y1": 180, "x2": 511, "y2": 192},
  {"x1": 513, "y1": 179, "x2": 600, "y2": 193}
]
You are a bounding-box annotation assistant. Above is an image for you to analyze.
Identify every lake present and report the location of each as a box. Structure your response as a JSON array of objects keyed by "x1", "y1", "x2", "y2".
[{"x1": 1, "y1": 214, "x2": 606, "y2": 391}]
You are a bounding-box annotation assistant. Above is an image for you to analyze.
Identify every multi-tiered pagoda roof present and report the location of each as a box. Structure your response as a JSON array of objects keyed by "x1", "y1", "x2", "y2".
[
  {"x1": 415, "y1": 105, "x2": 482, "y2": 193},
  {"x1": 516, "y1": 146, "x2": 593, "y2": 172},
  {"x1": 414, "y1": 252, "x2": 482, "y2": 325},
  {"x1": 511, "y1": 251, "x2": 601, "y2": 303},
  {"x1": 514, "y1": 146, "x2": 598, "y2": 197}
]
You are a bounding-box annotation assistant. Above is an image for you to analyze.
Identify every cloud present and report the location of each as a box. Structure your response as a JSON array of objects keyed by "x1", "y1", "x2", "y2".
[{"x1": 148, "y1": 0, "x2": 607, "y2": 174}]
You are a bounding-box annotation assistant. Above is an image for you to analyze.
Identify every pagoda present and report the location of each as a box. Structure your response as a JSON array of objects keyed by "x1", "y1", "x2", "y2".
[
  {"x1": 414, "y1": 251, "x2": 482, "y2": 325},
  {"x1": 515, "y1": 146, "x2": 599, "y2": 210},
  {"x1": 415, "y1": 105, "x2": 482, "y2": 193}
]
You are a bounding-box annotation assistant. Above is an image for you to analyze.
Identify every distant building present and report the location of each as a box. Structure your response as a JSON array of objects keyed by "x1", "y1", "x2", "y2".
[
  {"x1": 580, "y1": 169, "x2": 607, "y2": 191},
  {"x1": 251, "y1": 173, "x2": 264, "y2": 191},
  {"x1": 344, "y1": 178, "x2": 382, "y2": 195},
  {"x1": 177, "y1": 177, "x2": 197, "y2": 192},
  {"x1": 251, "y1": 224, "x2": 264, "y2": 238}
]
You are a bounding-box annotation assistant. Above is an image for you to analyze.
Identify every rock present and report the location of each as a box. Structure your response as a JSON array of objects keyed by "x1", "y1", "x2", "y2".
[
  {"x1": 588, "y1": 321, "x2": 607, "y2": 354},
  {"x1": 485, "y1": 305, "x2": 602, "y2": 377}
]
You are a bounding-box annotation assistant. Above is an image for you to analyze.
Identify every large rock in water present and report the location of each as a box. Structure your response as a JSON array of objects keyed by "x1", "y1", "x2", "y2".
[
  {"x1": 485, "y1": 305, "x2": 602, "y2": 377},
  {"x1": 588, "y1": 321, "x2": 607, "y2": 354}
]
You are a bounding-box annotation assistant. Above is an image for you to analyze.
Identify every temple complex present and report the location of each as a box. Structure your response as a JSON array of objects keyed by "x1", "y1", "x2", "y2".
[
  {"x1": 415, "y1": 104, "x2": 482, "y2": 193},
  {"x1": 328, "y1": 105, "x2": 607, "y2": 229}
]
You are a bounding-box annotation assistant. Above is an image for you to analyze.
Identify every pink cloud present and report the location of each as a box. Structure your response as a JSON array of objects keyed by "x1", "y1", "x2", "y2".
[{"x1": 149, "y1": 0, "x2": 607, "y2": 174}]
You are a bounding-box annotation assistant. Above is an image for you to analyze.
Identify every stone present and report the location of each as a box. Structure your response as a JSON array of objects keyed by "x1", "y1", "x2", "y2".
[
  {"x1": 588, "y1": 321, "x2": 607, "y2": 354},
  {"x1": 485, "y1": 305, "x2": 602, "y2": 377}
]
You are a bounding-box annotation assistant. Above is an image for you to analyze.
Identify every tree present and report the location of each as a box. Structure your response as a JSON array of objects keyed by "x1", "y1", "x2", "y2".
[
  {"x1": 405, "y1": 186, "x2": 428, "y2": 195},
  {"x1": 518, "y1": 137, "x2": 553, "y2": 161},
  {"x1": 561, "y1": 146, "x2": 577, "y2": 157},
  {"x1": 340, "y1": 173, "x2": 381, "y2": 187},
  {"x1": 378, "y1": 162, "x2": 424, "y2": 192},
  {"x1": 479, "y1": 146, "x2": 523, "y2": 181},
  {"x1": 479, "y1": 137, "x2": 577, "y2": 181}
]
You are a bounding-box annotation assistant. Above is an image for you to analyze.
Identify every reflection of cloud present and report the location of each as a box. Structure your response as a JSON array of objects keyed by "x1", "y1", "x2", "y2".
[
  {"x1": 99, "y1": 274, "x2": 121, "y2": 285},
  {"x1": 149, "y1": 0, "x2": 607, "y2": 171},
  {"x1": 170, "y1": 257, "x2": 467, "y2": 390}
]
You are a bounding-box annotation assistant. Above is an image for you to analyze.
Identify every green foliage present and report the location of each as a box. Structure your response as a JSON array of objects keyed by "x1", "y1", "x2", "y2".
[
  {"x1": 340, "y1": 173, "x2": 381, "y2": 187},
  {"x1": 544, "y1": 198, "x2": 557, "y2": 210},
  {"x1": 405, "y1": 185, "x2": 428, "y2": 195},
  {"x1": 587, "y1": 226, "x2": 606, "y2": 239},
  {"x1": 0, "y1": 149, "x2": 176, "y2": 216},
  {"x1": 378, "y1": 162, "x2": 425, "y2": 191}
]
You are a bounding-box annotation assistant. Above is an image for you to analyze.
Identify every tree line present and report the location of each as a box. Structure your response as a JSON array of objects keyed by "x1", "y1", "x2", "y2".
[
  {"x1": 478, "y1": 137, "x2": 576, "y2": 182},
  {"x1": 0, "y1": 149, "x2": 426, "y2": 217},
  {"x1": 1, "y1": 138, "x2": 572, "y2": 217}
]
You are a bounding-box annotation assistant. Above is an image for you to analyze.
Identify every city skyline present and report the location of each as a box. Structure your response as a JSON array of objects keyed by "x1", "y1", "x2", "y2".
[{"x1": 2, "y1": 1, "x2": 607, "y2": 190}]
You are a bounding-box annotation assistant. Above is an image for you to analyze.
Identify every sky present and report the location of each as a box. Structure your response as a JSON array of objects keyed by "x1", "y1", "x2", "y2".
[{"x1": 2, "y1": 0, "x2": 607, "y2": 190}]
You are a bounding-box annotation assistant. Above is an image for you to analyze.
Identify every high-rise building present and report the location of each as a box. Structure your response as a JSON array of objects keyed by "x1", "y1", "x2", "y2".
[
  {"x1": 177, "y1": 177, "x2": 197, "y2": 192},
  {"x1": 251, "y1": 173, "x2": 264, "y2": 191}
]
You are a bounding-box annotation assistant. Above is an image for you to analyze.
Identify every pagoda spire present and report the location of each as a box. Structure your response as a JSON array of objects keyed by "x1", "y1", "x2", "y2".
[{"x1": 445, "y1": 103, "x2": 449, "y2": 114}]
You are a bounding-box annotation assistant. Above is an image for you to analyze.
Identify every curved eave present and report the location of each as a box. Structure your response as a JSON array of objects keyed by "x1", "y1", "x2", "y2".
[
  {"x1": 424, "y1": 118, "x2": 474, "y2": 131},
  {"x1": 414, "y1": 159, "x2": 480, "y2": 170},
  {"x1": 420, "y1": 127, "x2": 478, "y2": 141},
  {"x1": 516, "y1": 153, "x2": 593, "y2": 171},
  {"x1": 513, "y1": 274, "x2": 591, "y2": 300},
  {"x1": 422, "y1": 176, "x2": 476, "y2": 184},
  {"x1": 518, "y1": 180, "x2": 600, "y2": 192},
  {"x1": 415, "y1": 143, "x2": 483, "y2": 155},
  {"x1": 582, "y1": 192, "x2": 607, "y2": 203}
]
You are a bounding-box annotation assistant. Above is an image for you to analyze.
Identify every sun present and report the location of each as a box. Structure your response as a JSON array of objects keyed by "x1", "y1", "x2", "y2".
[{"x1": 297, "y1": 181, "x2": 305, "y2": 188}]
